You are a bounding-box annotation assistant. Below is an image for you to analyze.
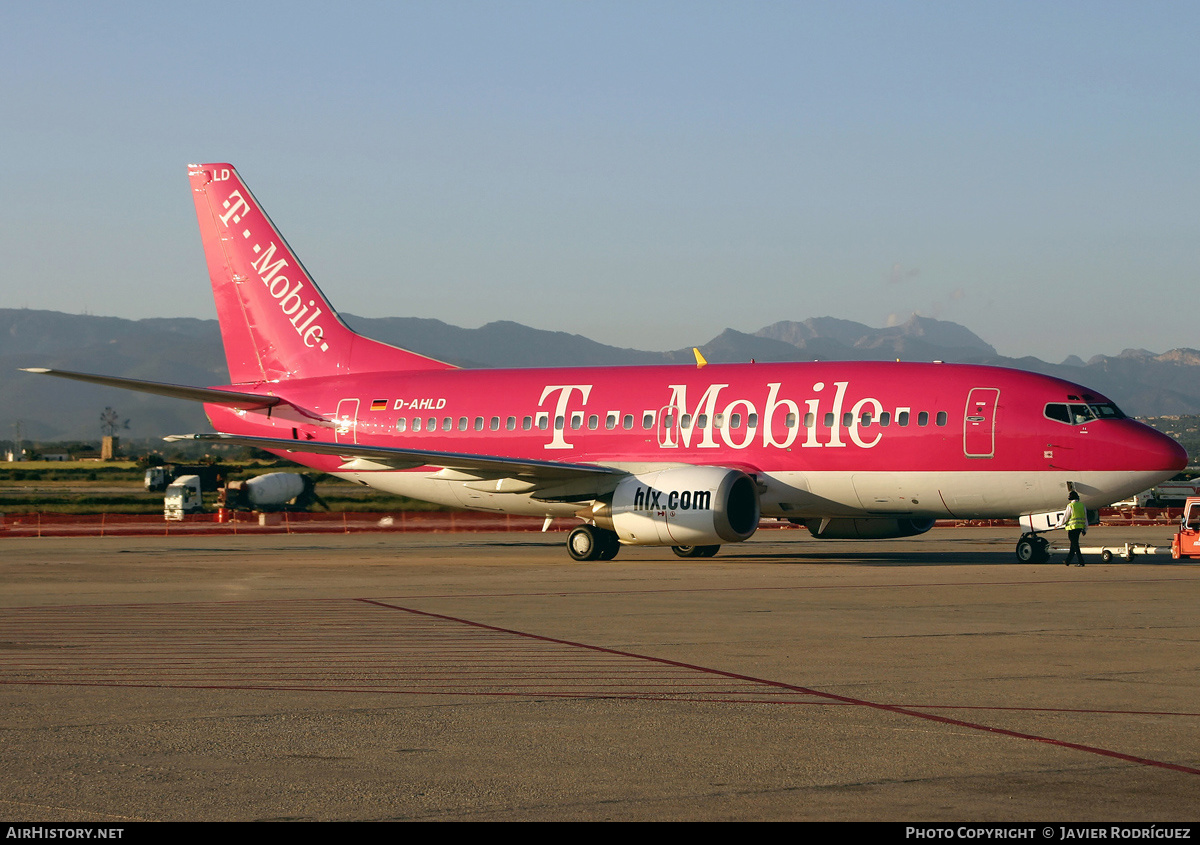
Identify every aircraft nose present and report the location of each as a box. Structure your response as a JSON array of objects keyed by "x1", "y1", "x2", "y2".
[{"x1": 1135, "y1": 423, "x2": 1189, "y2": 472}]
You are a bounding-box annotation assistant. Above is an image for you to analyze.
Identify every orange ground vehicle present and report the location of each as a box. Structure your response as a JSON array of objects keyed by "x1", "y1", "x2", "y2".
[{"x1": 1171, "y1": 497, "x2": 1200, "y2": 559}]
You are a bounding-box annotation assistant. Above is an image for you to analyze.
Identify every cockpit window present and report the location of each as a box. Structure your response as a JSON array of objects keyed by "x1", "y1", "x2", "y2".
[
  {"x1": 1089, "y1": 403, "x2": 1125, "y2": 419},
  {"x1": 1069, "y1": 404, "x2": 1097, "y2": 424},
  {"x1": 1045, "y1": 402, "x2": 1125, "y2": 425},
  {"x1": 1045, "y1": 404, "x2": 1070, "y2": 423}
]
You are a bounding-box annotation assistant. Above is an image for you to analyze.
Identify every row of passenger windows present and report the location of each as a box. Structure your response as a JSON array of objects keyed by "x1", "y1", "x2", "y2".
[
  {"x1": 395, "y1": 414, "x2": 642, "y2": 433},
  {"x1": 391, "y1": 409, "x2": 951, "y2": 433}
]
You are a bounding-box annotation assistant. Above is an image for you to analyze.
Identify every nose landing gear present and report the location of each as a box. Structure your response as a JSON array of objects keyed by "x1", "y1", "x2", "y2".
[{"x1": 1015, "y1": 533, "x2": 1050, "y2": 563}]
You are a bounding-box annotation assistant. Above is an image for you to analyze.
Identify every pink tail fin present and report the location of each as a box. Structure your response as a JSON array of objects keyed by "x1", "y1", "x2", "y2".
[{"x1": 188, "y1": 163, "x2": 454, "y2": 383}]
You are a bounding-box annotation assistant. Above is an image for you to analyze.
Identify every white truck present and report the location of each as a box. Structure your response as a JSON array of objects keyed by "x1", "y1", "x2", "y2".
[{"x1": 163, "y1": 475, "x2": 204, "y2": 520}]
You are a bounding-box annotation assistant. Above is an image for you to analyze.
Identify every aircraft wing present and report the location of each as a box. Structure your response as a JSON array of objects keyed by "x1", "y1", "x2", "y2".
[
  {"x1": 164, "y1": 432, "x2": 623, "y2": 482},
  {"x1": 21, "y1": 368, "x2": 281, "y2": 410}
]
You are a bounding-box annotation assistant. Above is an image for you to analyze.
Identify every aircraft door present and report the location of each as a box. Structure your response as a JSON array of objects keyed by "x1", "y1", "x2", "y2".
[
  {"x1": 963, "y1": 388, "x2": 999, "y2": 458},
  {"x1": 335, "y1": 398, "x2": 360, "y2": 445}
]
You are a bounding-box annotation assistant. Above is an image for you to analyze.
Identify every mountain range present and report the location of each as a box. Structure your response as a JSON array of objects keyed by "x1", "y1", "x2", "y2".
[{"x1": 3, "y1": 308, "x2": 1198, "y2": 442}]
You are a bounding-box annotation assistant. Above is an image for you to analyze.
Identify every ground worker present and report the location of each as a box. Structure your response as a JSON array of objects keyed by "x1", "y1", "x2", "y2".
[{"x1": 1062, "y1": 490, "x2": 1088, "y2": 566}]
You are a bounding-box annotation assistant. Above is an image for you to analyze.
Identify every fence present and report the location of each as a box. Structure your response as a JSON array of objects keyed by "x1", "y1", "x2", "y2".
[
  {"x1": 0, "y1": 510, "x2": 577, "y2": 538},
  {"x1": 0, "y1": 507, "x2": 1181, "y2": 539}
]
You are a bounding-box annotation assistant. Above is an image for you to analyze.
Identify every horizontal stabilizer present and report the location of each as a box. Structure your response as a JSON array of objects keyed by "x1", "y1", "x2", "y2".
[
  {"x1": 164, "y1": 432, "x2": 623, "y2": 481},
  {"x1": 21, "y1": 368, "x2": 281, "y2": 410}
]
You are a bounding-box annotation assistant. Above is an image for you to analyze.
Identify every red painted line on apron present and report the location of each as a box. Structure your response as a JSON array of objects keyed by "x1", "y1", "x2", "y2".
[{"x1": 358, "y1": 597, "x2": 1200, "y2": 777}]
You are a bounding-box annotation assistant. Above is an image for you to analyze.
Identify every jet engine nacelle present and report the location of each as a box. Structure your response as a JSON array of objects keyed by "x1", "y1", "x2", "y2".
[
  {"x1": 806, "y1": 517, "x2": 936, "y2": 540},
  {"x1": 593, "y1": 467, "x2": 760, "y2": 547}
]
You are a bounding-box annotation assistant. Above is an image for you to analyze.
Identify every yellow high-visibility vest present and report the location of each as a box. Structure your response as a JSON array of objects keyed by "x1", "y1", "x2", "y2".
[{"x1": 1065, "y1": 500, "x2": 1087, "y2": 530}]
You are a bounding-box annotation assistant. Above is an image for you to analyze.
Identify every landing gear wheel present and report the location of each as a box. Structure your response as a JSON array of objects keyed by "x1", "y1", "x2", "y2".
[
  {"x1": 567, "y1": 525, "x2": 602, "y2": 561},
  {"x1": 1015, "y1": 534, "x2": 1050, "y2": 564},
  {"x1": 597, "y1": 529, "x2": 620, "y2": 561},
  {"x1": 1015, "y1": 536, "x2": 1035, "y2": 563},
  {"x1": 672, "y1": 544, "x2": 721, "y2": 558},
  {"x1": 567, "y1": 525, "x2": 620, "y2": 561}
]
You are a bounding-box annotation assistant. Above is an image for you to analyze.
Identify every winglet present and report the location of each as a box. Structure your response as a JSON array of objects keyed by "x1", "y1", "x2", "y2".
[{"x1": 693, "y1": 347, "x2": 708, "y2": 368}]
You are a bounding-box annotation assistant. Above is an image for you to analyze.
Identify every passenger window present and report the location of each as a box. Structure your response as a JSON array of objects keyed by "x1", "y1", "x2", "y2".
[
  {"x1": 474, "y1": 417, "x2": 484, "y2": 431},
  {"x1": 588, "y1": 414, "x2": 598, "y2": 430},
  {"x1": 713, "y1": 413, "x2": 724, "y2": 429},
  {"x1": 623, "y1": 414, "x2": 634, "y2": 430},
  {"x1": 804, "y1": 413, "x2": 814, "y2": 428},
  {"x1": 396, "y1": 418, "x2": 407, "y2": 432},
  {"x1": 681, "y1": 414, "x2": 693, "y2": 429},
  {"x1": 730, "y1": 413, "x2": 742, "y2": 429},
  {"x1": 458, "y1": 417, "x2": 468, "y2": 431},
  {"x1": 555, "y1": 415, "x2": 564, "y2": 431},
  {"x1": 879, "y1": 412, "x2": 890, "y2": 427},
  {"x1": 898, "y1": 411, "x2": 910, "y2": 426},
  {"x1": 697, "y1": 414, "x2": 708, "y2": 429},
  {"x1": 490, "y1": 416, "x2": 500, "y2": 430},
  {"x1": 536, "y1": 414, "x2": 548, "y2": 430},
  {"x1": 824, "y1": 413, "x2": 834, "y2": 428},
  {"x1": 442, "y1": 418, "x2": 452, "y2": 431},
  {"x1": 843, "y1": 412, "x2": 853, "y2": 427},
  {"x1": 506, "y1": 416, "x2": 516, "y2": 430},
  {"x1": 918, "y1": 411, "x2": 929, "y2": 426},
  {"x1": 524, "y1": 416, "x2": 534, "y2": 430},
  {"x1": 936, "y1": 411, "x2": 947, "y2": 426},
  {"x1": 748, "y1": 414, "x2": 758, "y2": 428},
  {"x1": 642, "y1": 412, "x2": 654, "y2": 430},
  {"x1": 861, "y1": 413, "x2": 872, "y2": 427},
  {"x1": 785, "y1": 413, "x2": 796, "y2": 428},
  {"x1": 412, "y1": 417, "x2": 422, "y2": 433},
  {"x1": 570, "y1": 413, "x2": 582, "y2": 430},
  {"x1": 606, "y1": 413, "x2": 618, "y2": 430}
]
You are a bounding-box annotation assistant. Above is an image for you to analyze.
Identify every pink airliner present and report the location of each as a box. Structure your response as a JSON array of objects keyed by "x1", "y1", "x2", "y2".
[{"x1": 25, "y1": 164, "x2": 1187, "y2": 562}]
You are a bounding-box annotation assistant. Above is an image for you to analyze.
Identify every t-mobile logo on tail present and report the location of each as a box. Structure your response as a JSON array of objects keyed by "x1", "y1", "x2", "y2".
[{"x1": 215, "y1": 189, "x2": 330, "y2": 353}]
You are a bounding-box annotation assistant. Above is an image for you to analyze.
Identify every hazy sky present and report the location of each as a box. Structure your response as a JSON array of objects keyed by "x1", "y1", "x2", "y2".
[{"x1": 2, "y1": 1, "x2": 1196, "y2": 363}]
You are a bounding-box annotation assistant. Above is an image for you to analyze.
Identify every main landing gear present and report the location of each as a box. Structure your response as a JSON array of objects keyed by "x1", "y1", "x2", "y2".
[
  {"x1": 566, "y1": 524, "x2": 621, "y2": 561},
  {"x1": 671, "y1": 545, "x2": 720, "y2": 558},
  {"x1": 564, "y1": 526, "x2": 723, "y2": 561},
  {"x1": 1015, "y1": 532, "x2": 1050, "y2": 563}
]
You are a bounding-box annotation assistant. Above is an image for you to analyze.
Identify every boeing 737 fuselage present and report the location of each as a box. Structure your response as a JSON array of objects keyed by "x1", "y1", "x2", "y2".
[{"x1": 25, "y1": 164, "x2": 1187, "y2": 562}]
